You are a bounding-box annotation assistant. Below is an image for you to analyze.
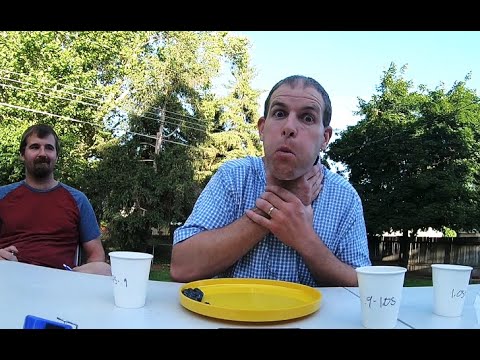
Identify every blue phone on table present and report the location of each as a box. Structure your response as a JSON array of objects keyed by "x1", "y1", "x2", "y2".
[{"x1": 23, "y1": 315, "x2": 73, "y2": 329}]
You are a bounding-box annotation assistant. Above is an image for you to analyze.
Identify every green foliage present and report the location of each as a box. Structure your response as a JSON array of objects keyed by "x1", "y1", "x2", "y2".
[
  {"x1": 108, "y1": 31, "x2": 261, "y2": 229},
  {"x1": 0, "y1": 31, "x2": 140, "y2": 186},
  {"x1": 328, "y1": 63, "x2": 480, "y2": 236},
  {"x1": 0, "y1": 119, "x2": 25, "y2": 183},
  {"x1": 442, "y1": 227, "x2": 457, "y2": 237}
]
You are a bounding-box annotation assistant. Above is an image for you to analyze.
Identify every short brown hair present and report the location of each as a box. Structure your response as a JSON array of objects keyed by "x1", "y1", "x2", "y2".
[
  {"x1": 19, "y1": 124, "x2": 60, "y2": 156},
  {"x1": 263, "y1": 75, "x2": 332, "y2": 127}
]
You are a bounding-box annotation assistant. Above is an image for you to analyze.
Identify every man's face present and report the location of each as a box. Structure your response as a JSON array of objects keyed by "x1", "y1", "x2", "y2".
[
  {"x1": 21, "y1": 133, "x2": 58, "y2": 179},
  {"x1": 258, "y1": 82, "x2": 332, "y2": 180}
]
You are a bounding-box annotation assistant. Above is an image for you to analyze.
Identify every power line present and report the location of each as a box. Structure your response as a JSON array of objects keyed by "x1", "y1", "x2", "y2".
[
  {"x1": 0, "y1": 78, "x2": 208, "y2": 134},
  {"x1": 0, "y1": 67, "x2": 262, "y2": 151},
  {"x1": 0, "y1": 101, "x2": 193, "y2": 147},
  {"x1": 0, "y1": 69, "x2": 103, "y2": 100},
  {"x1": 0, "y1": 78, "x2": 99, "y2": 107},
  {"x1": 0, "y1": 68, "x2": 209, "y2": 128},
  {"x1": 0, "y1": 77, "x2": 208, "y2": 134}
]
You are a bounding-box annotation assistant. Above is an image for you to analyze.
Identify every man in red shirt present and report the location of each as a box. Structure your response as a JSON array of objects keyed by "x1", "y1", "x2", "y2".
[{"x1": 0, "y1": 124, "x2": 111, "y2": 276}]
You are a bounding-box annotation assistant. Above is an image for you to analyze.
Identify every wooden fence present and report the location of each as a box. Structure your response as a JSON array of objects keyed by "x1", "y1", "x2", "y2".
[{"x1": 369, "y1": 236, "x2": 480, "y2": 274}]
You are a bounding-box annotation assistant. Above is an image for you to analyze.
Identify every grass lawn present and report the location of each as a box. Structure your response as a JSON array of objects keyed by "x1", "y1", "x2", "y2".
[
  {"x1": 404, "y1": 277, "x2": 432, "y2": 287},
  {"x1": 149, "y1": 264, "x2": 172, "y2": 282},
  {"x1": 149, "y1": 264, "x2": 434, "y2": 287}
]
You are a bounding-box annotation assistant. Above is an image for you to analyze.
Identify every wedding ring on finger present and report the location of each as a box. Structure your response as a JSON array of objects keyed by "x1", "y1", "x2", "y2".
[{"x1": 267, "y1": 206, "x2": 276, "y2": 217}]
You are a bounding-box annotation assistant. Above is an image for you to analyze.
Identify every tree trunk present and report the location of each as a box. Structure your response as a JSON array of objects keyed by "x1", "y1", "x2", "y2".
[
  {"x1": 399, "y1": 230, "x2": 410, "y2": 269},
  {"x1": 444, "y1": 237, "x2": 453, "y2": 264}
]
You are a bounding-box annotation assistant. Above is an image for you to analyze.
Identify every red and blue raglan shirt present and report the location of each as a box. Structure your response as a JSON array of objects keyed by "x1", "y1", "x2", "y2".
[{"x1": 0, "y1": 181, "x2": 101, "y2": 269}]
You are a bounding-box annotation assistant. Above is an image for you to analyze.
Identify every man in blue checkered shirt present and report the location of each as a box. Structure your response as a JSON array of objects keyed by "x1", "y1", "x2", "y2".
[{"x1": 171, "y1": 75, "x2": 371, "y2": 287}]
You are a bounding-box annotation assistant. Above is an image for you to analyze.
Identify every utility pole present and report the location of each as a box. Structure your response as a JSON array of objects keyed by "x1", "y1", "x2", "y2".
[{"x1": 154, "y1": 104, "x2": 165, "y2": 173}]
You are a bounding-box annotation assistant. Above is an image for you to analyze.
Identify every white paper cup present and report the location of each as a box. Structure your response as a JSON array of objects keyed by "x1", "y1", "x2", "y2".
[
  {"x1": 356, "y1": 265, "x2": 407, "y2": 329},
  {"x1": 431, "y1": 264, "x2": 472, "y2": 317},
  {"x1": 109, "y1": 251, "x2": 153, "y2": 309}
]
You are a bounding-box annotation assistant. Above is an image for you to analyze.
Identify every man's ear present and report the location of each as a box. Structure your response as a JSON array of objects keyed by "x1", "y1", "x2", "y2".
[
  {"x1": 257, "y1": 117, "x2": 266, "y2": 140},
  {"x1": 321, "y1": 126, "x2": 333, "y2": 150}
]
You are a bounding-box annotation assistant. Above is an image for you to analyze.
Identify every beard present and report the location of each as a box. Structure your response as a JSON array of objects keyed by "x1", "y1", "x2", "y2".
[
  {"x1": 32, "y1": 164, "x2": 52, "y2": 178},
  {"x1": 29, "y1": 157, "x2": 54, "y2": 179}
]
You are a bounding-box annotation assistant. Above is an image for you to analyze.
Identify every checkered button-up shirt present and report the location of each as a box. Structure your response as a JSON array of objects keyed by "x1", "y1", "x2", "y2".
[{"x1": 174, "y1": 156, "x2": 371, "y2": 286}]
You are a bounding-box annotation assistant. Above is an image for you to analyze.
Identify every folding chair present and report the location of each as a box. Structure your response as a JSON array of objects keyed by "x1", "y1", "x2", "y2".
[{"x1": 74, "y1": 244, "x2": 83, "y2": 266}]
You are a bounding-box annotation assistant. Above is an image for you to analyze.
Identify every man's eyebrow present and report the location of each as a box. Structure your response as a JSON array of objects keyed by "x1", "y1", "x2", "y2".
[
  {"x1": 270, "y1": 99, "x2": 322, "y2": 113},
  {"x1": 301, "y1": 104, "x2": 322, "y2": 113},
  {"x1": 271, "y1": 94, "x2": 323, "y2": 109},
  {"x1": 28, "y1": 142, "x2": 55, "y2": 147},
  {"x1": 269, "y1": 99, "x2": 287, "y2": 109}
]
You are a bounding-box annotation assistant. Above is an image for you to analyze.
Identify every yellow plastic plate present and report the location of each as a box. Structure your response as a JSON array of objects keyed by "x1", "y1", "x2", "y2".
[{"x1": 179, "y1": 278, "x2": 322, "y2": 322}]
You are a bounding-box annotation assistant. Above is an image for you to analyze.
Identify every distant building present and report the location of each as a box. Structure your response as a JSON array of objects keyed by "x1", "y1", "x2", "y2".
[
  {"x1": 383, "y1": 227, "x2": 442, "y2": 238},
  {"x1": 383, "y1": 228, "x2": 480, "y2": 238}
]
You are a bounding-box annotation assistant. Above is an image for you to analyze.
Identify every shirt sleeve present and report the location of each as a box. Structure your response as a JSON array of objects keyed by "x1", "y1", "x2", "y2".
[
  {"x1": 173, "y1": 166, "x2": 238, "y2": 245},
  {"x1": 75, "y1": 191, "x2": 101, "y2": 243}
]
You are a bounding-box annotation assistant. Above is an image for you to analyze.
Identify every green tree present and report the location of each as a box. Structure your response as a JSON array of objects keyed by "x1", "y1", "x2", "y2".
[
  {"x1": 328, "y1": 63, "x2": 480, "y2": 237},
  {"x1": 0, "y1": 31, "x2": 142, "y2": 186},
  {"x1": 78, "y1": 31, "x2": 262, "y2": 251}
]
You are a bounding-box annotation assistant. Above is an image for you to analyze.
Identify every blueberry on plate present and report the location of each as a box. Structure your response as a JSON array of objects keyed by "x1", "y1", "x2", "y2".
[{"x1": 182, "y1": 287, "x2": 204, "y2": 302}]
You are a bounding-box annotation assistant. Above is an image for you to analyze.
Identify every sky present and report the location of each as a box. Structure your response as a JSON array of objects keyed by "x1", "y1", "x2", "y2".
[{"x1": 235, "y1": 31, "x2": 480, "y2": 137}]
